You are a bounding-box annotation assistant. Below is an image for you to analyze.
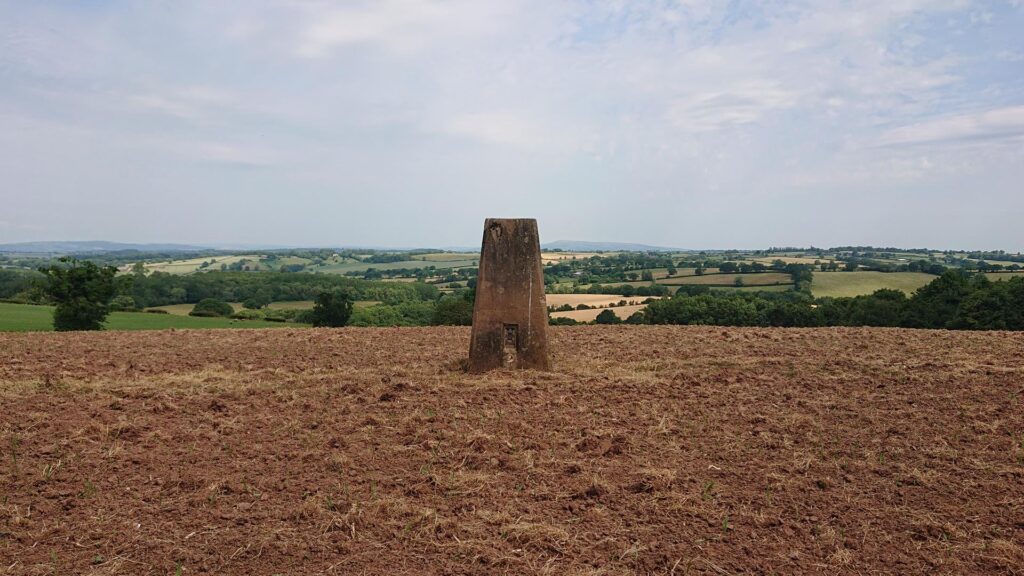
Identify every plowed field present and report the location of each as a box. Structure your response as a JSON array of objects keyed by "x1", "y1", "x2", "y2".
[{"x1": 2, "y1": 327, "x2": 1023, "y2": 574}]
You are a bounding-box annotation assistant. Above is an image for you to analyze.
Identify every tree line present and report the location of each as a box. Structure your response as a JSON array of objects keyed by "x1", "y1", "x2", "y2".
[{"x1": 636, "y1": 271, "x2": 1024, "y2": 330}]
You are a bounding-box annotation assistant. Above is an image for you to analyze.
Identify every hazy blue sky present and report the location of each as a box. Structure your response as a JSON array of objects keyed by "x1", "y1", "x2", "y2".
[{"x1": 1, "y1": 1, "x2": 1022, "y2": 250}]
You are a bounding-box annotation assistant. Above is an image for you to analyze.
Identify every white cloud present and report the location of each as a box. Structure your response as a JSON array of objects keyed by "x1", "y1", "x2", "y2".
[
  {"x1": 292, "y1": 0, "x2": 517, "y2": 57},
  {"x1": 877, "y1": 106, "x2": 1024, "y2": 147},
  {"x1": 1, "y1": 0, "x2": 1022, "y2": 248},
  {"x1": 667, "y1": 82, "x2": 800, "y2": 132}
]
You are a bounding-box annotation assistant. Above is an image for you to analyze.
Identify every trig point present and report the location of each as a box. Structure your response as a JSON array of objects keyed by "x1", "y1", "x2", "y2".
[{"x1": 468, "y1": 218, "x2": 551, "y2": 373}]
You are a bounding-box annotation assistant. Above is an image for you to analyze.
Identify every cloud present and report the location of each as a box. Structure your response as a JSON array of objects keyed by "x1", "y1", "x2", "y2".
[
  {"x1": 877, "y1": 106, "x2": 1024, "y2": 147},
  {"x1": 667, "y1": 81, "x2": 799, "y2": 132},
  {"x1": 292, "y1": 0, "x2": 516, "y2": 57},
  {"x1": 0, "y1": 0, "x2": 1021, "y2": 249}
]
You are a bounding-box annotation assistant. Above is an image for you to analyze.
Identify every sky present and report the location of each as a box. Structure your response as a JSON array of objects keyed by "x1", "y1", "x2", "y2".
[{"x1": 1, "y1": 0, "x2": 1022, "y2": 251}]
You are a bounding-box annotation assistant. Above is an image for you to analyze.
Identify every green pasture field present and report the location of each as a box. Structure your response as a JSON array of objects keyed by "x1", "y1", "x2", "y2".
[
  {"x1": 750, "y1": 256, "x2": 822, "y2": 265},
  {"x1": 315, "y1": 258, "x2": 478, "y2": 274},
  {"x1": 657, "y1": 272, "x2": 793, "y2": 286},
  {"x1": 707, "y1": 284, "x2": 793, "y2": 293},
  {"x1": 265, "y1": 256, "x2": 314, "y2": 267},
  {"x1": 148, "y1": 300, "x2": 380, "y2": 316},
  {"x1": 811, "y1": 271, "x2": 935, "y2": 298},
  {"x1": 415, "y1": 252, "x2": 478, "y2": 262},
  {"x1": 0, "y1": 302, "x2": 305, "y2": 332}
]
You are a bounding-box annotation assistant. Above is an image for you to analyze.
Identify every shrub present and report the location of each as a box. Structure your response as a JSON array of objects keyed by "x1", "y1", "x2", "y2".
[
  {"x1": 310, "y1": 290, "x2": 354, "y2": 327},
  {"x1": 625, "y1": 311, "x2": 647, "y2": 324},
  {"x1": 109, "y1": 295, "x2": 137, "y2": 311},
  {"x1": 549, "y1": 316, "x2": 579, "y2": 325},
  {"x1": 190, "y1": 298, "x2": 234, "y2": 318},
  {"x1": 595, "y1": 309, "x2": 622, "y2": 324},
  {"x1": 39, "y1": 257, "x2": 122, "y2": 331},
  {"x1": 433, "y1": 295, "x2": 473, "y2": 326}
]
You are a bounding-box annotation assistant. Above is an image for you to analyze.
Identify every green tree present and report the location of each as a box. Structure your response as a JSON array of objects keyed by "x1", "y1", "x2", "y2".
[
  {"x1": 39, "y1": 258, "x2": 121, "y2": 331},
  {"x1": 311, "y1": 290, "x2": 354, "y2": 327},
  {"x1": 903, "y1": 270, "x2": 973, "y2": 328},
  {"x1": 595, "y1": 309, "x2": 622, "y2": 324},
  {"x1": 243, "y1": 289, "x2": 272, "y2": 310},
  {"x1": 432, "y1": 293, "x2": 473, "y2": 325},
  {"x1": 109, "y1": 295, "x2": 137, "y2": 311}
]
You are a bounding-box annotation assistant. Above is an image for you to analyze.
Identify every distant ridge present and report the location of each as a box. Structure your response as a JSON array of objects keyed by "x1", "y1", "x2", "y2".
[
  {"x1": 0, "y1": 241, "x2": 211, "y2": 254},
  {"x1": 0, "y1": 239, "x2": 686, "y2": 254},
  {"x1": 542, "y1": 240, "x2": 682, "y2": 252}
]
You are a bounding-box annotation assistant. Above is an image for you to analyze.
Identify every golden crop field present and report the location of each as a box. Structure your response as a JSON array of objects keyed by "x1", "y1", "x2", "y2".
[
  {"x1": 143, "y1": 255, "x2": 259, "y2": 274},
  {"x1": 549, "y1": 303, "x2": 649, "y2": 322},
  {"x1": 545, "y1": 294, "x2": 655, "y2": 308}
]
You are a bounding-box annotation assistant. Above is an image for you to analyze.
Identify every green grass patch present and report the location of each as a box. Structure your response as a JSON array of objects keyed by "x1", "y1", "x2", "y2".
[
  {"x1": 657, "y1": 272, "x2": 793, "y2": 286},
  {"x1": 811, "y1": 271, "x2": 935, "y2": 298},
  {"x1": 0, "y1": 302, "x2": 306, "y2": 332},
  {"x1": 415, "y1": 252, "x2": 478, "y2": 262},
  {"x1": 707, "y1": 284, "x2": 793, "y2": 293},
  {"x1": 149, "y1": 300, "x2": 379, "y2": 316},
  {"x1": 315, "y1": 259, "x2": 478, "y2": 274}
]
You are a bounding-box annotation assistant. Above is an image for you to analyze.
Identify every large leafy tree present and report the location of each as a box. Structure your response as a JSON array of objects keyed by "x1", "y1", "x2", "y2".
[
  {"x1": 902, "y1": 269, "x2": 975, "y2": 328},
  {"x1": 310, "y1": 290, "x2": 354, "y2": 327},
  {"x1": 432, "y1": 291, "x2": 473, "y2": 326},
  {"x1": 39, "y1": 258, "x2": 123, "y2": 331}
]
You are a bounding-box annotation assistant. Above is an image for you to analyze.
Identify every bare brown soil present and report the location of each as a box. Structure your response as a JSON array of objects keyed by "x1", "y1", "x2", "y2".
[{"x1": 1, "y1": 326, "x2": 1023, "y2": 575}]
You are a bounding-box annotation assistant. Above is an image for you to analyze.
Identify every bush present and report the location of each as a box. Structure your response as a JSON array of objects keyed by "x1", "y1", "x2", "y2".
[
  {"x1": 190, "y1": 298, "x2": 234, "y2": 318},
  {"x1": 231, "y1": 309, "x2": 265, "y2": 320},
  {"x1": 109, "y1": 295, "x2": 137, "y2": 311},
  {"x1": 39, "y1": 257, "x2": 122, "y2": 331},
  {"x1": 595, "y1": 309, "x2": 622, "y2": 324},
  {"x1": 549, "y1": 316, "x2": 579, "y2": 325},
  {"x1": 432, "y1": 294, "x2": 473, "y2": 326},
  {"x1": 145, "y1": 308, "x2": 170, "y2": 314},
  {"x1": 310, "y1": 290, "x2": 354, "y2": 327},
  {"x1": 348, "y1": 301, "x2": 436, "y2": 326},
  {"x1": 625, "y1": 311, "x2": 647, "y2": 324}
]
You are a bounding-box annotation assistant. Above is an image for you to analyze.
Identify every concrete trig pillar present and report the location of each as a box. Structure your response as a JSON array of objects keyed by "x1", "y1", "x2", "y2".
[{"x1": 468, "y1": 218, "x2": 551, "y2": 373}]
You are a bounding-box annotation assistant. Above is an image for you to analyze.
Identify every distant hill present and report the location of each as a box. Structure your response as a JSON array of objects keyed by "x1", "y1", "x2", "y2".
[
  {"x1": 542, "y1": 240, "x2": 683, "y2": 252},
  {"x1": 0, "y1": 241, "x2": 211, "y2": 254}
]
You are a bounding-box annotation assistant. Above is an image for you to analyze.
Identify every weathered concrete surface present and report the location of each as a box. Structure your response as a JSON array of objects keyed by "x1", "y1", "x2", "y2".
[{"x1": 469, "y1": 218, "x2": 551, "y2": 372}]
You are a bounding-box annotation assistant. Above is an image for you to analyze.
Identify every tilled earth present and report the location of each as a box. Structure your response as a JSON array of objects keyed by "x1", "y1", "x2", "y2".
[{"x1": 1, "y1": 326, "x2": 1022, "y2": 575}]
